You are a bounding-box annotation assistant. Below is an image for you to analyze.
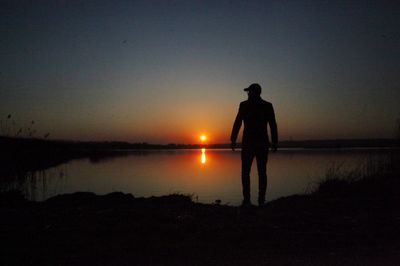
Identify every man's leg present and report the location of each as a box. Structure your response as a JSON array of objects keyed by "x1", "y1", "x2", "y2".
[
  {"x1": 256, "y1": 148, "x2": 269, "y2": 205},
  {"x1": 241, "y1": 148, "x2": 254, "y2": 204}
]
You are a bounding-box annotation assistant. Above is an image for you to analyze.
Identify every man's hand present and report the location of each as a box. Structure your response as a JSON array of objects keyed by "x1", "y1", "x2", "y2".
[
  {"x1": 231, "y1": 141, "x2": 236, "y2": 151},
  {"x1": 271, "y1": 143, "x2": 278, "y2": 153}
]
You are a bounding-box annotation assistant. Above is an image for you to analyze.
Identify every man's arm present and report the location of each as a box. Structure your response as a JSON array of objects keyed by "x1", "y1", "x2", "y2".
[
  {"x1": 269, "y1": 104, "x2": 278, "y2": 152},
  {"x1": 230, "y1": 104, "x2": 243, "y2": 151}
]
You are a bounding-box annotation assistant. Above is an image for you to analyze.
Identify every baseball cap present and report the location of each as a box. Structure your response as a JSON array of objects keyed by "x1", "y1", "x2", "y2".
[{"x1": 244, "y1": 83, "x2": 261, "y2": 94}]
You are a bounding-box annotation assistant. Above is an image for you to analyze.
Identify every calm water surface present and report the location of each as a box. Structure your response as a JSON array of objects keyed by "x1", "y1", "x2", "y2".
[{"x1": 3, "y1": 149, "x2": 386, "y2": 205}]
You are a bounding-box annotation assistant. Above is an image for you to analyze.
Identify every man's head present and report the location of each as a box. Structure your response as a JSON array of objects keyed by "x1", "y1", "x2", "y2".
[{"x1": 244, "y1": 83, "x2": 262, "y2": 98}]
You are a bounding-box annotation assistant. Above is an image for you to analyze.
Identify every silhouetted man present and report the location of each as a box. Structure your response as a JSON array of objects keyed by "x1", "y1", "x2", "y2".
[{"x1": 231, "y1": 83, "x2": 278, "y2": 206}]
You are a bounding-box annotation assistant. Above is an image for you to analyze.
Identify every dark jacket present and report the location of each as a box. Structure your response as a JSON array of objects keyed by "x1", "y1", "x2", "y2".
[{"x1": 231, "y1": 97, "x2": 278, "y2": 148}]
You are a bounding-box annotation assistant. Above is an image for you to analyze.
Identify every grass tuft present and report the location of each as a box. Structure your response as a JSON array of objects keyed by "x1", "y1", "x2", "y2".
[{"x1": 313, "y1": 152, "x2": 399, "y2": 198}]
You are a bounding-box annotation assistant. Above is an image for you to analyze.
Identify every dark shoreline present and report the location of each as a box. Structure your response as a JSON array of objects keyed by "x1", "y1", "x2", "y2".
[
  {"x1": 1, "y1": 136, "x2": 398, "y2": 150},
  {"x1": 1, "y1": 171, "x2": 400, "y2": 266},
  {"x1": 1, "y1": 135, "x2": 398, "y2": 179}
]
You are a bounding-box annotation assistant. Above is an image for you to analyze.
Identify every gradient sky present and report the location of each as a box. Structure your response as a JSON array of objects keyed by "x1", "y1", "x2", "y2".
[{"x1": 1, "y1": 0, "x2": 399, "y2": 143}]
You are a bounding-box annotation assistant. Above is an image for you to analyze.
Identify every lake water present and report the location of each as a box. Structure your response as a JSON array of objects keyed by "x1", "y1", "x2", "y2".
[{"x1": 2, "y1": 149, "x2": 387, "y2": 205}]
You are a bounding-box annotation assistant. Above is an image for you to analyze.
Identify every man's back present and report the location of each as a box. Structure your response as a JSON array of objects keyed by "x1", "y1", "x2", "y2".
[{"x1": 231, "y1": 98, "x2": 277, "y2": 148}]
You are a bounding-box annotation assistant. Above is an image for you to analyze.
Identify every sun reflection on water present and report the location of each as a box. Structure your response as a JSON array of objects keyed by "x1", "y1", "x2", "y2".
[{"x1": 201, "y1": 148, "x2": 206, "y2": 164}]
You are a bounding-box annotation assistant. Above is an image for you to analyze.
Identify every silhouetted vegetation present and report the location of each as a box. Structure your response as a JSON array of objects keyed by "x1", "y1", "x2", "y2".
[
  {"x1": 312, "y1": 155, "x2": 398, "y2": 198},
  {"x1": 0, "y1": 114, "x2": 50, "y2": 139},
  {"x1": 312, "y1": 118, "x2": 400, "y2": 198}
]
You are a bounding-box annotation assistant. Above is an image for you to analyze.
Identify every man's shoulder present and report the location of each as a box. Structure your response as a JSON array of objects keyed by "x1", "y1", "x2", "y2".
[
  {"x1": 260, "y1": 99, "x2": 274, "y2": 111},
  {"x1": 239, "y1": 99, "x2": 273, "y2": 107},
  {"x1": 239, "y1": 100, "x2": 248, "y2": 107},
  {"x1": 261, "y1": 99, "x2": 272, "y2": 106}
]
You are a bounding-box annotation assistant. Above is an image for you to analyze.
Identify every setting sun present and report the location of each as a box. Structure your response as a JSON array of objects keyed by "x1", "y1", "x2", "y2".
[{"x1": 200, "y1": 135, "x2": 207, "y2": 142}]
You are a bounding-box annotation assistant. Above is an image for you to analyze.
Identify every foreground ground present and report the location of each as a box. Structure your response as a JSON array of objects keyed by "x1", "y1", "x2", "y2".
[{"x1": 1, "y1": 174, "x2": 400, "y2": 266}]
